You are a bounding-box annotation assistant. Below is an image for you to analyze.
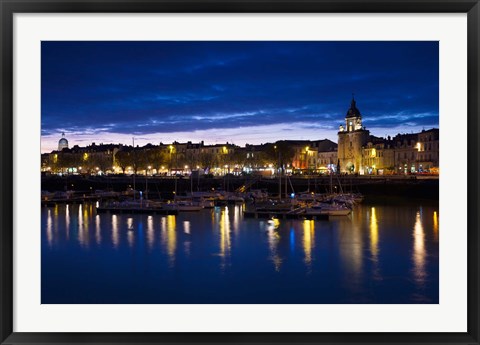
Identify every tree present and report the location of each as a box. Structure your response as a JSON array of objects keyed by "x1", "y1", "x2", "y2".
[
  {"x1": 115, "y1": 149, "x2": 134, "y2": 173},
  {"x1": 263, "y1": 142, "x2": 294, "y2": 173},
  {"x1": 198, "y1": 152, "x2": 216, "y2": 171},
  {"x1": 149, "y1": 148, "x2": 168, "y2": 172}
]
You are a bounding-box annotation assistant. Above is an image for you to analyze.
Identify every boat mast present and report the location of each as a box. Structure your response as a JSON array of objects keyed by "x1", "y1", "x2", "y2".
[
  {"x1": 133, "y1": 137, "x2": 136, "y2": 201},
  {"x1": 330, "y1": 168, "x2": 333, "y2": 194},
  {"x1": 278, "y1": 150, "x2": 282, "y2": 199}
]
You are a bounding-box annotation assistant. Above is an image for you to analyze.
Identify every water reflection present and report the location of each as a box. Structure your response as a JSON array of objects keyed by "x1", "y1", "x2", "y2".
[
  {"x1": 46, "y1": 209, "x2": 53, "y2": 246},
  {"x1": 433, "y1": 211, "x2": 439, "y2": 242},
  {"x1": 42, "y1": 202, "x2": 439, "y2": 304},
  {"x1": 303, "y1": 219, "x2": 315, "y2": 271},
  {"x1": 95, "y1": 215, "x2": 101, "y2": 245},
  {"x1": 233, "y1": 205, "x2": 241, "y2": 233},
  {"x1": 219, "y1": 208, "x2": 231, "y2": 270},
  {"x1": 147, "y1": 216, "x2": 154, "y2": 249},
  {"x1": 127, "y1": 218, "x2": 134, "y2": 247},
  {"x1": 266, "y1": 218, "x2": 282, "y2": 271},
  {"x1": 65, "y1": 205, "x2": 70, "y2": 240},
  {"x1": 111, "y1": 214, "x2": 119, "y2": 248},
  {"x1": 78, "y1": 204, "x2": 88, "y2": 247},
  {"x1": 412, "y1": 211, "x2": 426, "y2": 286},
  {"x1": 339, "y1": 216, "x2": 363, "y2": 289},
  {"x1": 369, "y1": 207, "x2": 379, "y2": 259},
  {"x1": 183, "y1": 221, "x2": 190, "y2": 234},
  {"x1": 161, "y1": 215, "x2": 176, "y2": 266},
  {"x1": 369, "y1": 207, "x2": 381, "y2": 280},
  {"x1": 183, "y1": 220, "x2": 191, "y2": 256}
]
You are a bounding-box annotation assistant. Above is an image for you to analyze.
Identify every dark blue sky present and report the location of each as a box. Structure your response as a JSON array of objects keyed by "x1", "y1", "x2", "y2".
[{"x1": 41, "y1": 41, "x2": 438, "y2": 152}]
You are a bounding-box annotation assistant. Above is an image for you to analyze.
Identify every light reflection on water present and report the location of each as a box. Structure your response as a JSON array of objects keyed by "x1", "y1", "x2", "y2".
[
  {"x1": 147, "y1": 216, "x2": 155, "y2": 249},
  {"x1": 433, "y1": 211, "x2": 439, "y2": 242},
  {"x1": 413, "y1": 211, "x2": 426, "y2": 287},
  {"x1": 42, "y1": 201, "x2": 439, "y2": 304},
  {"x1": 127, "y1": 217, "x2": 134, "y2": 248},
  {"x1": 65, "y1": 205, "x2": 70, "y2": 240},
  {"x1": 266, "y1": 218, "x2": 281, "y2": 272},
  {"x1": 302, "y1": 219, "x2": 314, "y2": 271},
  {"x1": 339, "y1": 212, "x2": 363, "y2": 292},
  {"x1": 219, "y1": 207, "x2": 231, "y2": 270},
  {"x1": 95, "y1": 215, "x2": 101, "y2": 245},
  {"x1": 166, "y1": 215, "x2": 176, "y2": 266},
  {"x1": 46, "y1": 209, "x2": 52, "y2": 247},
  {"x1": 111, "y1": 214, "x2": 119, "y2": 248},
  {"x1": 369, "y1": 207, "x2": 381, "y2": 280}
]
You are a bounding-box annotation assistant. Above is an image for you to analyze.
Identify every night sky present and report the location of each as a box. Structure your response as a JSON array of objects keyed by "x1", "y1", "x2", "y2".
[{"x1": 41, "y1": 41, "x2": 438, "y2": 153}]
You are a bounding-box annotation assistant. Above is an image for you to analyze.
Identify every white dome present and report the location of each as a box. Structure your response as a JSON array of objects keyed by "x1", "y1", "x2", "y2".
[{"x1": 58, "y1": 134, "x2": 69, "y2": 150}]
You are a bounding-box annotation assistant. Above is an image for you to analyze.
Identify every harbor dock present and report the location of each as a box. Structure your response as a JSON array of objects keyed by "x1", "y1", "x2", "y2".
[
  {"x1": 96, "y1": 206, "x2": 178, "y2": 215},
  {"x1": 243, "y1": 210, "x2": 329, "y2": 220}
]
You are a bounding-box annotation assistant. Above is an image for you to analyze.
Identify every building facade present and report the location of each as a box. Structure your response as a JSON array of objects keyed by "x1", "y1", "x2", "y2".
[
  {"x1": 337, "y1": 98, "x2": 439, "y2": 175},
  {"x1": 43, "y1": 101, "x2": 438, "y2": 176},
  {"x1": 337, "y1": 97, "x2": 370, "y2": 173}
]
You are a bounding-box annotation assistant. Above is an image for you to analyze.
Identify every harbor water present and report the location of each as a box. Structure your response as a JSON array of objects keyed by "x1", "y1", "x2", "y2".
[{"x1": 42, "y1": 199, "x2": 439, "y2": 304}]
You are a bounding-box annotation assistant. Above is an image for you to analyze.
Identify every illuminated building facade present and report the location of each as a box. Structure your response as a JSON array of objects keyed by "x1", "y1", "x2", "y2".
[
  {"x1": 337, "y1": 97, "x2": 370, "y2": 173},
  {"x1": 338, "y1": 98, "x2": 439, "y2": 175},
  {"x1": 57, "y1": 133, "x2": 69, "y2": 151}
]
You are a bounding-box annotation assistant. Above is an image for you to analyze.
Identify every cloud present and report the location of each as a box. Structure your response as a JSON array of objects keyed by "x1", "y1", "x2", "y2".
[{"x1": 41, "y1": 41, "x2": 439, "y2": 151}]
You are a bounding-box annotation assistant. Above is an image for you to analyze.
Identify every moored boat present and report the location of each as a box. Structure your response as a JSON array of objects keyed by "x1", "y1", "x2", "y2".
[
  {"x1": 305, "y1": 202, "x2": 351, "y2": 216},
  {"x1": 163, "y1": 200, "x2": 204, "y2": 212}
]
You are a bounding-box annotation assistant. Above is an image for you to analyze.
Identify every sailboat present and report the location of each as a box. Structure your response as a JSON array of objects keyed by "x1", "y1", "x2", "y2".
[{"x1": 163, "y1": 174, "x2": 204, "y2": 212}]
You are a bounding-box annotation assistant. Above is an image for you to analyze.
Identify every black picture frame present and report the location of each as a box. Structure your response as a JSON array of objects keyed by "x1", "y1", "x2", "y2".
[{"x1": 1, "y1": 1, "x2": 479, "y2": 344}]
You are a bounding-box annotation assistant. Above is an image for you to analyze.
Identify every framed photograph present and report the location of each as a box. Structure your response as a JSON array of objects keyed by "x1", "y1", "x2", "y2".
[{"x1": 1, "y1": 1, "x2": 479, "y2": 344}]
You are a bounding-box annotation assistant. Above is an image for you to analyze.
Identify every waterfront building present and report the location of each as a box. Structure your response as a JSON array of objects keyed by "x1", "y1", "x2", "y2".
[
  {"x1": 416, "y1": 128, "x2": 439, "y2": 173},
  {"x1": 280, "y1": 140, "x2": 317, "y2": 172},
  {"x1": 314, "y1": 139, "x2": 338, "y2": 173},
  {"x1": 44, "y1": 142, "x2": 121, "y2": 175},
  {"x1": 337, "y1": 97, "x2": 370, "y2": 174},
  {"x1": 337, "y1": 97, "x2": 439, "y2": 175},
  {"x1": 362, "y1": 136, "x2": 395, "y2": 175},
  {"x1": 42, "y1": 98, "x2": 438, "y2": 176},
  {"x1": 392, "y1": 128, "x2": 439, "y2": 174}
]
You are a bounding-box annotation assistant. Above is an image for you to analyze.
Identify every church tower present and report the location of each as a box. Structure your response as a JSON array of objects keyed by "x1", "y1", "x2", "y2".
[{"x1": 337, "y1": 97, "x2": 369, "y2": 174}]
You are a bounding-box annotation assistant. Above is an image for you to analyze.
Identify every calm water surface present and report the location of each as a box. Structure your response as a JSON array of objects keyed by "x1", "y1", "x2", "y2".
[{"x1": 42, "y1": 200, "x2": 439, "y2": 303}]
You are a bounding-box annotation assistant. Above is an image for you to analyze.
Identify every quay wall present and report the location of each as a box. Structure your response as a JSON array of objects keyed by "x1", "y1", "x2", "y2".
[{"x1": 41, "y1": 175, "x2": 439, "y2": 200}]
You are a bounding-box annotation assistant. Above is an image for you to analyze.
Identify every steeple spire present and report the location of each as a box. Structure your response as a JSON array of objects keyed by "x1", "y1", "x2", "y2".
[
  {"x1": 351, "y1": 93, "x2": 356, "y2": 108},
  {"x1": 346, "y1": 95, "x2": 361, "y2": 118}
]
